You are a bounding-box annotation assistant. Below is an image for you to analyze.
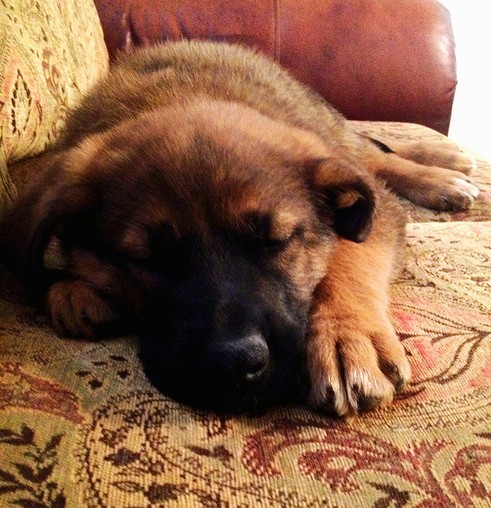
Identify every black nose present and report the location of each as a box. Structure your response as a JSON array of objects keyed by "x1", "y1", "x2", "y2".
[{"x1": 202, "y1": 333, "x2": 270, "y2": 385}]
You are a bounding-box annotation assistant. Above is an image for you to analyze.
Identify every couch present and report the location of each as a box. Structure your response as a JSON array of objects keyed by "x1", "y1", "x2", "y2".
[{"x1": 0, "y1": 1, "x2": 490, "y2": 506}]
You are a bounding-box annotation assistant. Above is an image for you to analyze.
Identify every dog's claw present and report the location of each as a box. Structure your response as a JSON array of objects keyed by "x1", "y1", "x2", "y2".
[
  {"x1": 380, "y1": 362, "x2": 407, "y2": 391},
  {"x1": 439, "y1": 185, "x2": 478, "y2": 211},
  {"x1": 357, "y1": 395, "x2": 382, "y2": 413}
]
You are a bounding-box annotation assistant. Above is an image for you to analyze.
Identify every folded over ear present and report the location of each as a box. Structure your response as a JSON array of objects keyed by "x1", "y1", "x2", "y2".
[
  {"x1": 307, "y1": 158, "x2": 377, "y2": 243},
  {"x1": 0, "y1": 150, "x2": 95, "y2": 284}
]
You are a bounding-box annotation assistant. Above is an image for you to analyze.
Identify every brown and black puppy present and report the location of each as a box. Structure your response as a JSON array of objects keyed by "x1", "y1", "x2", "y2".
[{"x1": 0, "y1": 41, "x2": 479, "y2": 415}]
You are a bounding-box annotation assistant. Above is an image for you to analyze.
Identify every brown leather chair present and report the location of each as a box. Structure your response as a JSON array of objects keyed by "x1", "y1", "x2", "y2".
[{"x1": 94, "y1": 0, "x2": 456, "y2": 134}]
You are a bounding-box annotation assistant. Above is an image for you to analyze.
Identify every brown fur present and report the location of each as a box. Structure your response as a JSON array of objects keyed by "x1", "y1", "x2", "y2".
[{"x1": 1, "y1": 41, "x2": 479, "y2": 415}]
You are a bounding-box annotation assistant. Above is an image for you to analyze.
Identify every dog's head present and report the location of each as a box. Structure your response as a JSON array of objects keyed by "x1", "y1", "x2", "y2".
[{"x1": 0, "y1": 100, "x2": 376, "y2": 413}]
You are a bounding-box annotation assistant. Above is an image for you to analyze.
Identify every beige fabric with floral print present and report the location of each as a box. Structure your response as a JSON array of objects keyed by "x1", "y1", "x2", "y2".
[{"x1": 0, "y1": 0, "x2": 109, "y2": 218}]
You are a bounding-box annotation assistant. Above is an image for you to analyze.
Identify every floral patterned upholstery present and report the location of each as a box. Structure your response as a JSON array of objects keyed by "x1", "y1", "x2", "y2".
[
  {"x1": 0, "y1": 0, "x2": 108, "y2": 217},
  {"x1": 0, "y1": 2, "x2": 490, "y2": 506}
]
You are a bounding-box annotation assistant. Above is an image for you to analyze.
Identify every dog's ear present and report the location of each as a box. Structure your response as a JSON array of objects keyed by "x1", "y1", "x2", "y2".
[
  {"x1": 0, "y1": 150, "x2": 96, "y2": 282},
  {"x1": 307, "y1": 158, "x2": 376, "y2": 242}
]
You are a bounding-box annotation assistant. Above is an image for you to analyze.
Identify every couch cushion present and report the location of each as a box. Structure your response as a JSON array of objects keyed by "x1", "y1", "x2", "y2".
[
  {"x1": 0, "y1": 0, "x2": 108, "y2": 215},
  {"x1": 0, "y1": 217, "x2": 489, "y2": 506}
]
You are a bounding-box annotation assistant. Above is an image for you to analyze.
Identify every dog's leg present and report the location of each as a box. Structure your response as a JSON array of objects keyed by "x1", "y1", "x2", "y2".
[
  {"x1": 307, "y1": 190, "x2": 411, "y2": 416},
  {"x1": 361, "y1": 141, "x2": 479, "y2": 211},
  {"x1": 385, "y1": 139, "x2": 476, "y2": 176}
]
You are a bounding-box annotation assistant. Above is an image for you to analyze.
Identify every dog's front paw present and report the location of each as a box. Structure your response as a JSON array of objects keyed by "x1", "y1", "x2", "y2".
[
  {"x1": 307, "y1": 314, "x2": 411, "y2": 416},
  {"x1": 404, "y1": 168, "x2": 480, "y2": 212},
  {"x1": 432, "y1": 169, "x2": 480, "y2": 211},
  {"x1": 46, "y1": 280, "x2": 119, "y2": 339}
]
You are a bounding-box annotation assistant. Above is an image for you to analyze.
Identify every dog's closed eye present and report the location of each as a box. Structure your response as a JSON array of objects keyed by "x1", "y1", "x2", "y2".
[
  {"x1": 147, "y1": 223, "x2": 179, "y2": 252},
  {"x1": 241, "y1": 211, "x2": 305, "y2": 254}
]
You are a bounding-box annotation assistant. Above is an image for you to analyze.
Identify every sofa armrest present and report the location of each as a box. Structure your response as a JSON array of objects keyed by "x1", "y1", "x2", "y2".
[{"x1": 94, "y1": 0, "x2": 456, "y2": 134}]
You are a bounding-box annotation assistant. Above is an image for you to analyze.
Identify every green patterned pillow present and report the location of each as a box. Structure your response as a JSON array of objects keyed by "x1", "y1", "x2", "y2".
[{"x1": 0, "y1": 0, "x2": 109, "y2": 216}]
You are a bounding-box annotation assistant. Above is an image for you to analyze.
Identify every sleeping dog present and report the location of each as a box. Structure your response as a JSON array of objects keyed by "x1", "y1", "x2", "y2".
[{"x1": 0, "y1": 41, "x2": 478, "y2": 414}]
